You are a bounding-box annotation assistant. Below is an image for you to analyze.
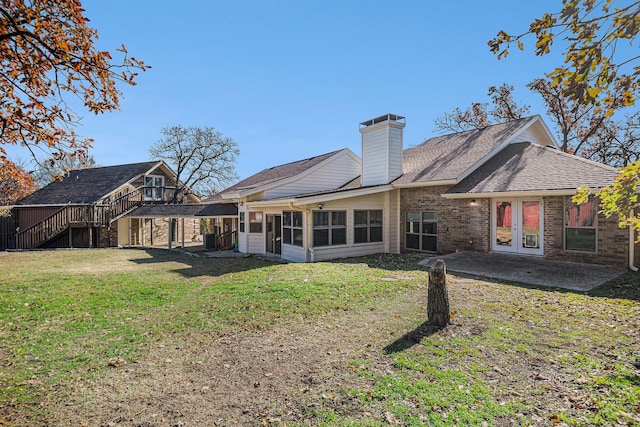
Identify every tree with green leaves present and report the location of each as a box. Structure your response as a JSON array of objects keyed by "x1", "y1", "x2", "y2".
[
  {"x1": 149, "y1": 126, "x2": 239, "y2": 202},
  {"x1": 489, "y1": 0, "x2": 640, "y2": 239},
  {"x1": 489, "y1": 0, "x2": 639, "y2": 114}
]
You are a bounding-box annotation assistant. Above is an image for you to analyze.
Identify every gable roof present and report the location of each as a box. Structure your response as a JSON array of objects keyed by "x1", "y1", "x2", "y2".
[
  {"x1": 395, "y1": 116, "x2": 540, "y2": 185},
  {"x1": 17, "y1": 161, "x2": 161, "y2": 205},
  {"x1": 205, "y1": 149, "x2": 344, "y2": 201},
  {"x1": 445, "y1": 142, "x2": 618, "y2": 195}
]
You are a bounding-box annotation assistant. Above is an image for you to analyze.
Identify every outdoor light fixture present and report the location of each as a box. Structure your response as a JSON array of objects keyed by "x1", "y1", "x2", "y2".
[
  {"x1": 317, "y1": 203, "x2": 324, "y2": 210},
  {"x1": 470, "y1": 199, "x2": 477, "y2": 206}
]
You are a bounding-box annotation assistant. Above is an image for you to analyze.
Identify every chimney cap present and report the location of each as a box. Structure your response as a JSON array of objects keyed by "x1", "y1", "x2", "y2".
[{"x1": 360, "y1": 113, "x2": 405, "y2": 128}]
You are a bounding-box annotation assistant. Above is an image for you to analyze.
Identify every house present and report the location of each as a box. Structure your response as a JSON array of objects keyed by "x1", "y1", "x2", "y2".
[
  {"x1": 9, "y1": 160, "x2": 236, "y2": 250},
  {"x1": 209, "y1": 113, "x2": 635, "y2": 268}
]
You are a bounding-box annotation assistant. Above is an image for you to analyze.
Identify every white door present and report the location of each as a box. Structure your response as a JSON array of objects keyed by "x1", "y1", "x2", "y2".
[{"x1": 492, "y1": 198, "x2": 543, "y2": 256}]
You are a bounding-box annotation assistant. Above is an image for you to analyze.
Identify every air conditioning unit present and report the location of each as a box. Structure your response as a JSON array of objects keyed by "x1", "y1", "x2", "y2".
[{"x1": 524, "y1": 233, "x2": 538, "y2": 248}]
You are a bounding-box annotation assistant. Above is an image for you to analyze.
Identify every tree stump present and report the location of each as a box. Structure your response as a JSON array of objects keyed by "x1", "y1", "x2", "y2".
[{"x1": 427, "y1": 258, "x2": 451, "y2": 327}]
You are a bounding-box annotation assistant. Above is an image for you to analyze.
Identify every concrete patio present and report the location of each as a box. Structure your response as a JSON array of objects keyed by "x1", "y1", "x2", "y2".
[{"x1": 419, "y1": 251, "x2": 627, "y2": 292}]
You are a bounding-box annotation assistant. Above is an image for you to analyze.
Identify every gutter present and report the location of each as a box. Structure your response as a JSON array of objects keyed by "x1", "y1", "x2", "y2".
[{"x1": 631, "y1": 208, "x2": 638, "y2": 272}]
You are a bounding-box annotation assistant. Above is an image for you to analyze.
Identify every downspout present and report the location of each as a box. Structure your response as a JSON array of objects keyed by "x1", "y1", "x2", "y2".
[{"x1": 630, "y1": 208, "x2": 638, "y2": 271}]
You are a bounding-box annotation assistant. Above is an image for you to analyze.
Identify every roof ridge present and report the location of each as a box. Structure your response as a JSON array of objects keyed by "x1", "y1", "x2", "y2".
[
  {"x1": 411, "y1": 115, "x2": 538, "y2": 149},
  {"x1": 261, "y1": 149, "x2": 343, "y2": 171},
  {"x1": 523, "y1": 141, "x2": 618, "y2": 172},
  {"x1": 67, "y1": 160, "x2": 160, "y2": 174}
]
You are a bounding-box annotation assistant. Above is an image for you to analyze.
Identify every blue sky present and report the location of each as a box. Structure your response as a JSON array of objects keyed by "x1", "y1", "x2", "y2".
[{"x1": 14, "y1": 1, "x2": 568, "y2": 181}]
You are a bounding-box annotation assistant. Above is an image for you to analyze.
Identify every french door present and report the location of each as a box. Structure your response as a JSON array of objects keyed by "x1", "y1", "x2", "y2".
[{"x1": 492, "y1": 198, "x2": 543, "y2": 255}]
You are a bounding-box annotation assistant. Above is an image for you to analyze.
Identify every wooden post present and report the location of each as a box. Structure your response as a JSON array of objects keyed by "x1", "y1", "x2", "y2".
[
  {"x1": 141, "y1": 218, "x2": 145, "y2": 247},
  {"x1": 427, "y1": 259, "x2": 451, "y2": 327},
  {"x1": 181, "y1": 218, "x2": 185, "y2": 248}
]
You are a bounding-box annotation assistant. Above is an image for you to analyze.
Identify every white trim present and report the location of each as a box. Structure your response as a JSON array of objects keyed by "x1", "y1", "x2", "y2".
[
  {"x1": 244, "y1": 184, "x2": 394, "y2": 208},
  {"x1": 296, "y1": 185, "x2": 393, "y2": 205},
  {"x1": 534, "y1": 116, "x2": 561, "y2": 150},
  {"x1": 491, "y1": 197, "x2": 544, "y2": 256}
]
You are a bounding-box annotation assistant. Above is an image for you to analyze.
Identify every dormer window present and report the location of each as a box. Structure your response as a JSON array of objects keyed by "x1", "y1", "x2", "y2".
[{"x1": 144, "y1": 175, "x2": 164, "y2": 201}]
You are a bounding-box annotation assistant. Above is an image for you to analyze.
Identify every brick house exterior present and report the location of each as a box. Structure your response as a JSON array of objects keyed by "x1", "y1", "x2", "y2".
[{"x1": 214, "y1": 113, "x2": 630, "y2": 267}]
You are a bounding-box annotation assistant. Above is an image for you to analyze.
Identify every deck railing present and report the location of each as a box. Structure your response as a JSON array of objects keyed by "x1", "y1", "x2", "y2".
[
  {"x1": 217, "y1": 230, "x2": 237, "y2": 251},
  {"x1": 15, "y1": 186, "x2": 180, "y2": 249},
  {"x1": 16, "y1": 205, "x2": 79, "y2": 249}
]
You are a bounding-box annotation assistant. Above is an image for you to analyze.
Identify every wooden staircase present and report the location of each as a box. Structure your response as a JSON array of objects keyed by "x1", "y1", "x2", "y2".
[{"x1": 15, "y1": 188, "x2": 149, "y2": 249}]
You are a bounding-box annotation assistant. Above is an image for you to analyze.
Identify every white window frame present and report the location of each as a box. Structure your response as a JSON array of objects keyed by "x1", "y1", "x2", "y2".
[{"x1": 144, "y1": 175, "x2": 165, "y2": 201}]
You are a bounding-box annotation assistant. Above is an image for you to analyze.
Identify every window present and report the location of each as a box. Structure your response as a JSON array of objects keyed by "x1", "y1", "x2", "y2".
[
  {"x1": 283, "y1": 211, "x2": 303, "y2": 247},
  {"x1": 144, "y1": 175, "x2": 164, "y2": 200},
  {"x1": 313, "y1": 210, "x2": 346, "y2": 247},
  {"x1": 354, "y1": 210, "x2": 383, "y2": 244},
  {"x1": 239, "y1": 212, "x2": 245, "y2": 233},
  {"x1": 406, "y1": 211, "x2": 437, "y2": 252},
  {"x1": 249, "y1": 211, "x2": 263, "y2": 233},
  {"x1": 565, "y1": 196, "x2": 597, "y2": 252}
]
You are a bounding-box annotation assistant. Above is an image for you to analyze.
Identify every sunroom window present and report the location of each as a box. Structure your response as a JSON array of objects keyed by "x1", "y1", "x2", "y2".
[
  {"x1": 283, "y1": 211, "x2": 303, "y2": 247},
  {"x1": 313, "y1": 211, "x2": 346, "y2": 247},
  {"x1": 354, "y1": 210, "x2": 383, "y2": 244}
]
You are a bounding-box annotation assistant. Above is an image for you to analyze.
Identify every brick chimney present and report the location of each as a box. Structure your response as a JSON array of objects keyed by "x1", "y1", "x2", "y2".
[{"x1": 359, "y1": 113, "x2": 405, "y2": 186}]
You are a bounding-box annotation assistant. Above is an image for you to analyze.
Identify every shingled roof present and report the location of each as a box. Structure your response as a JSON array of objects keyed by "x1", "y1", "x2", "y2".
[
  {"x1": 125, "y1": 203, "x2": 237, "y2": 218},
  {"x1": 17, "y1": 161, "x2": 161, "y2": 205},
  {"x1": 395, "y1": 116, "x2": 537, "y2": 185},
  {"x1": 206, "y1": 149, "x2": 343, "y2": 201},
  {"x1": 445, "y1": 142, "x2": 618, "y2": 195}
]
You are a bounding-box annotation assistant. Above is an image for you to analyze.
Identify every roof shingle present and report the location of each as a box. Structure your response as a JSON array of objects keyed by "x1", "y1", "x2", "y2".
[
  {"x1": 395, "y1": 117, "x2": 535, "y2": 184},
  {"x1": 17, "y1": 161, "x2": 160, "y2": 205},
  {"x1": 446, "y1": 142, "x2": 618, "y2": 194}
]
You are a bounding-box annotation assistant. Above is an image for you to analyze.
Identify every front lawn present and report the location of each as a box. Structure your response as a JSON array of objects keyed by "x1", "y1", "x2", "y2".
[{"x1": 0, "y1": 249, "x2": 638, "y2": 426}]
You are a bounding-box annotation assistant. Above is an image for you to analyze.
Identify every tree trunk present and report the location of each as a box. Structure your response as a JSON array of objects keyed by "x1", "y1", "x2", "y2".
[{"x1": 427, "y1": 259, "x2": 451, "y2": 327}]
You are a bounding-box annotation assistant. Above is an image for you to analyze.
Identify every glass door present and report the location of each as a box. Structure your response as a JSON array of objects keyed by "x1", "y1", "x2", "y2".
[
  {"x1": 265, "y1": 214, "x2": 282, "y2": 255},
  {"x1": 492, "y1": 198, "x2": 543, "y2": 255}
]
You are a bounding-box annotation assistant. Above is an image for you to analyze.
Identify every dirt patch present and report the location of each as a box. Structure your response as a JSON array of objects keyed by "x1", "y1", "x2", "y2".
[
  {"x1": 34, "y1": 274, "x2": 640, "y2": 426},
  {"x1": 57, "y1": 292, "x2": 423, "y2": 426}
]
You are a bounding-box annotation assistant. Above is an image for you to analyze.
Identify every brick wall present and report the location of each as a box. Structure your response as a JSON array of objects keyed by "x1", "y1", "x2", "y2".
[
  {"x1": 400, "y1": 190, "x2": 628, "y2": 266},
  {"x1": 544, "y1": 196, "x2": 628, "y2": 266},
  {"x1": 400, "y1": 186, "x2": 490, "y2": 254}
]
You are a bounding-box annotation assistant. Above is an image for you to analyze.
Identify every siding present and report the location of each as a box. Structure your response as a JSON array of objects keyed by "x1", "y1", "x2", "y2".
[
  {"x1": 511, "y1": 121, "x2": 553, "y2": 147},
  {"x1": 283, "y1": 245, "x2": 306, "y2": 262},
  {"x1": 265, "y1": 153, "x2": 360, "y2": 199},
  {"x1": 385, "y1": 189, "x2": 400, "y2": 254},
  {"x1": 247, "y1": 232, "x2": 265, "y2": 254},
  {"x1": 16, "y1": 206, "x2": 63, "y2": 230},
  {"x1": 304, "y1": 193, "x2": 390, "y2": 262},
  {"x1": 361, "y1": 123, "x2": 403, "y2": 186}
]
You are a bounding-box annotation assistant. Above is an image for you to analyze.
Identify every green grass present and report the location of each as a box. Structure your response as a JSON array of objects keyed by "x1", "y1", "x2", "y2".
[{"x1": 0, "y1": 249, "x2": 639, "y2": 426}]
